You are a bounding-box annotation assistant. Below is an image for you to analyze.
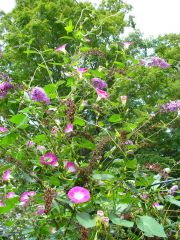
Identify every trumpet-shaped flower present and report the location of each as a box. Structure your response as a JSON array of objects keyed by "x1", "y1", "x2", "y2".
[
  {"x1": 77, "y1": 68, "x2": 88, "y2": 78},
  {"x1": 2, "y1": 169, "x2": 13, "y2": 182},
  {"x1": 0, "y1": 127, "x2": 8, "y2": 133},
  {"x1": 68, "y1": 186, "x2": 90, "y2": 203},
  {"x1": 40, "y1": 152, "x2": 59, "y2": 166},
  {"x1": 55, "y1": 44, "x2": 67, "y2": 54},
  {"x1": 31, "y1": 87, "x2": 50, "y2": 104},
  {"x1": 6, "y1": 192, "x2": 15, "y2": 199},
  {"x1": 65, "y1": 161, "x2": 78, "y2": 173},
  {"x1": 20, "y1": 191, "x2": 36, "y2": 208},
  {"x1": 64, "y1": 123, "x2": 73, "y2": 133},
  {"x1": 96, "y1": 88, "x2": 109, "y2": 100},
  {"x1": 123, "y1": 41, "x2": 133, "y2": 49},
  {"x1": 169, "y1": 185, "x2": 179, "y2": 195},
  {"x1": 97, "y1": 210, "x2": 104, "y2": 217},
  {"x1": 120, "y1": 95, "x2": 127, "y2": 106}
]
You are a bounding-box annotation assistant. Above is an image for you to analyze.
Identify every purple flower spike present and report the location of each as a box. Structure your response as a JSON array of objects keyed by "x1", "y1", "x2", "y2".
[
  {"x1": 92, "y1": 78, "x2": 107, "y2": 89},
  {"x1": 0, "y1": 81, "x2": 13, "y2": 98},
  {"x1": 40, "y1": 152, "x2": 59, "y2": 166},
  {"x1": 68, "y1": 186, "x2": 90, "y2": 204},
  {"x1": 31, "y1": 87, "x2": 50, "y2": 105},
  {"x1": 64, "y1": 123, "x2": 73, "y2": 133},
  {"x1": 65, "y1": 161, "x2": 78, "y2": 173},
  {"x1": 2, "y1": 169, "x2": 13, "y2": 182},
  {"x1": 161, "y1": 100, "x2": 180, "y2": 112},
  {"x1": 36, "y1": 205, "x2": 45, "y2": 215},
  {"x1": 96, "y1": 88, "x2": 109, "y2": 100},
  {"x1": 6, "y1": 192, "x2": 15, "y2": 199},
  {"x1": 169, "y1": 185, "x2": 179, "y2": 195},
  {"x1": 0, "y1": 127, "x2": 8, "y2": 133},
  {"x1": 140, "y1": 57, "x2": 170, "y2": 69},
  {"x1": 55, "y1": 44, "x2": 67, "y2": 53}
]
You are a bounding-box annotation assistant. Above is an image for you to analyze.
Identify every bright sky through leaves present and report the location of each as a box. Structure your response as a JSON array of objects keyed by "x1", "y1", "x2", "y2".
[{"x1": 0, "y1": 0, "x2": 180, "y2": 37}]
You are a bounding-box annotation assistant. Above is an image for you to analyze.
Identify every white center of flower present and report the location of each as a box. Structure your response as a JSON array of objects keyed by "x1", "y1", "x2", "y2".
[
  {"x1": 68, "y1": 166, "x2": 75, "y2": 172},
  {"x1": 74, "y1": 192, "x2": 84, "y2": 200}
]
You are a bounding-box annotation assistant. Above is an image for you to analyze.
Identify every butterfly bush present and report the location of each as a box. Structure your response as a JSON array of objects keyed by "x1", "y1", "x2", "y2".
[
  {"x1": 161, "y1": 100, "x2": 180, "y2": 112},
  {"x1": 0, "y1": 81, "x2": 13, "y2": 98},
  {"x1": 140, "y1": 57, "x2": 170, "y2": 68},
  {"x1": 31, "y1": 87, "x2": 50, "y2": 104}
]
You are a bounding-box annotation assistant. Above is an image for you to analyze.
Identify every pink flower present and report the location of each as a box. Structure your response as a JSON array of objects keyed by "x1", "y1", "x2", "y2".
[
  {"x1": 20, "y1": 191, "x2": 36, "y2": 208},
  {"x1": 50, "y1": 227, "x2": 56, "y2": 234},
  {"x1": 142, "y1": 194, "x2": 148, "y2": 199},
  {"x1": 64, "y1": 123, "x2": 73, "y2": 133},
  {"x1": 0, "y1": 201, "x2": 5, "y2": 207},
  {"x1": 68, "y1": 186, "x2": 90, "y2": 204},
  {"x1": 123, "y1": 42, "x2": 133, "y2": 49},
  {"x1": 37, "y1": 145, "x2": 46, "y2": 152},
  {"x1": 92, "y1": 78, "x2": 107, "y2": 89},
  {"x1": 28, "y1": 191, "x2": 36, "y2": 197},
  {"x1": 40, "y1": 152, "x2": 59, "y2": 166},
  {"x1": 65, "y1": 161, "x2": 78, "y2": 173},
  {"x1": 120, "y1": 96, "x2": 127, "y2": 106},
  {"x1": 169, "y1": 185, "x2": 179, "y2": 195},
  {"x1": 153, "y1": 202, "x2": 163, "y2": 210},
  {"x1": 103, "y1": 217, "x2": 109, "y2": 223},
  {"x1": 77, "y1": 68, "x2": 88, "y2": 78},
  {"x1": 97, "y1": 210, "x2": 104, "y2": 217},
  {"x1": 0, "y1": 127, "x2": 8, "y2": 133},
  {"x1": 2, "y1": 169, "x2": 13, "y2": 182},
  {"x1": 96, "y1": 88, "x2": 109, "y2": 100},
  {"x1": 55, "y1": 44, "x2": 67, "y2": 54},
  {"x1": 26, "y1": 140, "x2": 34, "y2": 148},
  {"x1": 36, "y1": 205, "x2": 45, "y2": 215},
  {"x1": 6, "y1": 192, "x2": 15, "y2": 199}
]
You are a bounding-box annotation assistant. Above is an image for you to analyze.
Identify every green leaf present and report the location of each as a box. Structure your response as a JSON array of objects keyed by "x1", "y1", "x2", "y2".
[
  {"x1": 49, "y1": 176, "x2": 60, "y2": 186},
  {"x1": 0, "y1": 133, "x2": 18, "y2": 146},
  {"x1": 165, "y1": 196, "x2": 180, "y2": 207},
  {"x1": 109, "y1": 114, "x2": 122, "y2": 123},
  {"x1": 65, "y1": 20, "x2": 74, "y2": 34},
  {"x1": 0, "y1": 197, "x2": 19, "y2": 215},
  {"x1": 136, "y1": 216, "x2": 166, "y2": 238},
  {"x1": 109, "y1": 214, "x2": 134, "y2": 228},
  {"x1": 76, "y1": 212, "x2": 96, "y2": 228},
  {"x1": 33, "y1": 134, "x2": 47, "y2": 143},
  {"x1": 9, "y1": 114, "x2": 28, "y2": 129},
  {"x1": 44, "y1": 83, "x2": 58, "y2": 99},
  {"x1": 126, "y1": 159, "x2": 137, "y2": 169},
  {"x1": 78, "y1": 138, "x2": 96, "y2": 150},
  {"x1": 74, "y1": 117, "x2": 86, "y2": 126},
  {"x1": 92, "y1": 173, "x2": 114, "y2": 180}
]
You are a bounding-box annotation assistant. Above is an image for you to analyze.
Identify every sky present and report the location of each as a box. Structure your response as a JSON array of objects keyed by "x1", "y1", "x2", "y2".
[{"x1": 0, "y1": 0, "x2": 180, "y2": 37}]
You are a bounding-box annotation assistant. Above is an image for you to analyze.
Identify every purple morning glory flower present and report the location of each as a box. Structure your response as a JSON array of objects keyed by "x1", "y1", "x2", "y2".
[
  {"x1": 31, "y1": 87, "x2": 50, "y2": 104},
  {"x1": 2, "y1": 169, "x2": 13, "y2": 182},
  {"x1": 92, "y1": 78, "x2": 107, "y2": 89},
  {"x1": 6, "y1": 192, "x2": 15, "y2": 199},
  {"x1": 55, "y1": 44, "x2": 67, "y2": 54},
  {"x1": 64, "y1": 123, "x2": 73, "y2": 133},
  {"x1": 40, "y1": 152, "x2": 59, "y2": 166},
  {"x1": 67, "y1": 186, "x2": 90, "y2": 204},
  {"x1": 65, "y1": 161, "x2": 78, "y2": 173},
  {"x1": 96, "y1": 88, "x2": 109, "y2": 100},
  {"x1": 0, "y1": 127, "x2": 8, "y2": 133}
]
